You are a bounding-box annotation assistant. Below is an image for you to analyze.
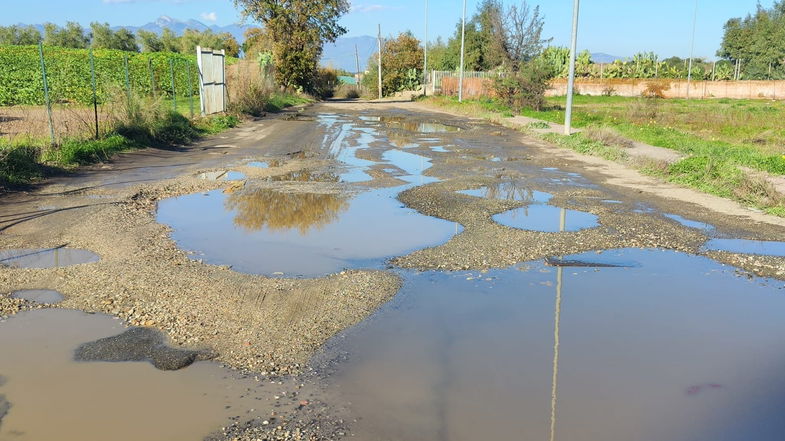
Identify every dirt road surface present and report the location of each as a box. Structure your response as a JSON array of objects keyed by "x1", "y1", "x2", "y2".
[{"x1": 1, "y1": 100, "x2": 784, "y2": 440}]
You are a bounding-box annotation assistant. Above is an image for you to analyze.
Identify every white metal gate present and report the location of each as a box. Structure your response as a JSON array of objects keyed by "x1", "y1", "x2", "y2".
[{"x1": 197, "y1": 46, "x2": 226, "y2": 115}]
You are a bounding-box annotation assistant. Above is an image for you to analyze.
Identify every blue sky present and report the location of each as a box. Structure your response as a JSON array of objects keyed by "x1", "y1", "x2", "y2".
[{"x1": 1, "y1": 0, "x2": 776, "y2": 59}]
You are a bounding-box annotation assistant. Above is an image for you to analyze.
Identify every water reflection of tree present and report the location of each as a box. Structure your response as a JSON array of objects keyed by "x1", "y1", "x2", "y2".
[
  {"x1": 225, "y1": 189, "x2": 349, "y2": 234},
  {"x1": 486, "y1": 181, "x2": 538, "y2": 202}
]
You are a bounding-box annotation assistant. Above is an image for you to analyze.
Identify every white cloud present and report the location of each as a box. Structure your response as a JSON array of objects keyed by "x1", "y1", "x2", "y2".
[
  {"x1": 200, "y1": 12, "x2": 218, "y2": 22},
  {"x1": 351, "y1": 3, "x2": 388, "y2": 13}
]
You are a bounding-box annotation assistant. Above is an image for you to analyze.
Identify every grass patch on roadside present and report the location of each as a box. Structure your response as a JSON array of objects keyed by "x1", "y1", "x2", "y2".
[
  {"x1": 264, "y1": 93, "x2": 311, "y2": 112},
  {"x1": 0, "y1": 111, "x2": 240, "y2": 189},
  {"x1": 542, "y1": 132, "x2": 628, "y2": 162}
]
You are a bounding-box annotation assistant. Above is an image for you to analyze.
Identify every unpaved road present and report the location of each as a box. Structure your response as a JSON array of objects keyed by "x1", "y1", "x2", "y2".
[{"x1": 1, "y1": 100, "x2": 785, "y2": 440}]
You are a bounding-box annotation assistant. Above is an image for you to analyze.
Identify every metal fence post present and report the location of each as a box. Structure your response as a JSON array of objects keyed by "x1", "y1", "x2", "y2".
[
  {"x1": 187, "y1": 61, "x2": 194, "y2": 118},
  {"x1": 123, "y1": 53, "x2": 132, "y2": 114},
  {"x1": 38, "y1": 42, "x2": 55, "y2": 145},
  {"x1": 89, "y1": 48, "x2": 99, "y2": 139},
  {"x1": 170, "y1": 58, "x2": 177, "y2": 112},
  {"x1": 148, "y1": 58, "x2": 156, "y2": 98}
]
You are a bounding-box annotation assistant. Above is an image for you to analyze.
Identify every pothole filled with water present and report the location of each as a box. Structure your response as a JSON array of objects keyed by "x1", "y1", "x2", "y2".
[
  {"x1": 361, "y1": 116, "x2": 462, "y2": 133},
  {"x1": 0, "y1": 248, "x2": 100, "y2": 269},
  {"x1": 492, "y1": 205, "x2": 599, "y2": 232},
  {"x1": 198, "y1": 171, "x2": 247, "y2": 181},
  {"x1": 10, "y1": 289, "x2": 64, "y2": 304},
  {"x1": 157, "y1": 187, "x2": 461, "y2": 277},
  {"x1": 317, "y1": 248, "x2": 785, "y2": 441},
  {"x1": 664, "y1": 214, "x2": 715, "y2": 232},
  {"x1": 0, "y1": 309, "x2": 311, "y2": 441},
  {"x1": 458, "y1": 182, "x2": 552, "y2": 204},
  {"x1": 704, "y1": 238, "x2": 785, "y2": 257}
]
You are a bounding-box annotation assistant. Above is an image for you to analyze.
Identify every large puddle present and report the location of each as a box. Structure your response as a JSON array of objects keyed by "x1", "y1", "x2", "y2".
[
  {"x1": 157, "y1": 187, "x2": 460, "y2": 277},
  {"x1": 320, "y1": 249, "x2": 785, "y2": 441},
  {"x1": 0, "y1": 309, "x2": 306, "y2": 441}
]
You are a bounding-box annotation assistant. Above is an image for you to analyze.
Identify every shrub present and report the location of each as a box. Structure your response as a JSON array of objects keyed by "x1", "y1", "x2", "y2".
[
  {"x1": 0, "y1": 143, "x2": 41, "y2": 186},
  {"x1": 491, "y1": 62, "x2": 552, "y2": 112},
  {"x1": 313, "y1": 67, "x2": 339, "y2": 99},
  {"x1": 642, "y1": 81, "x2": 670, "y2": 98},
  {"x1": 229, "y1": 81, "x2": 271, "y2": 117}
]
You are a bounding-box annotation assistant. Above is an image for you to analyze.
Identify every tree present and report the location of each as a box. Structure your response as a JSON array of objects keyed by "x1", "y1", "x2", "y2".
[
  {"x1": 220, "y1": 33, "x2": 241, "y2": 57},
  {"x1": 234, "y1": 0, "x2": 350, "y2": 91},
  {"x1": 138, "y1": 30, "x2": 163, "y2": 52},
  {"x1": 718, "y1": 1, "x2": 785, "y2": 79},
  {"x1": 364, "y1": 32, "x2": 424, "y2": 96},
  {"x1": 160, "y1": 28, "x2": 181, "y2": 53},
  {"x1": 242, "y1": 27, "x2": 274, "y2": 58},
  {"x1": 0, "y1": 25, "x2": 42, "y2": 45},
  {"x1": 441, "y1": 0, "x2": 549, "y2": 72},
  {"x1": 90, "y1": 22, "x2": 139, "y2": 52},
  {"x1": 43, "y1": 22, "x2": 89, "y2": 48}
]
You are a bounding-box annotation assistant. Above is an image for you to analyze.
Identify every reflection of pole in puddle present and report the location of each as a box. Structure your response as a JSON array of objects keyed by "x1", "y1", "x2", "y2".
[
  {"x1": 549, "y1": 207, "x2": 566, "y2": 441},
  {"x1": 55, "y1": 247, "x2": 60, "y2": 268}
]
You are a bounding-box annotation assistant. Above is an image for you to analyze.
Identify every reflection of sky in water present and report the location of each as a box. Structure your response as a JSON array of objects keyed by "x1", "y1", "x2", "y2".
[
  {"x1": 459, "y1": 183, "x2": 552, "y2": 204},
  {"x1": 157, "y1": 187, "x2": 460, "y2": 277},
  {"x1": 704, "y1": 239, "x2": 785, "y2": 257},
  {"x1": 0, "y1": 248, "x2": 100, "y2": 269},
  {"x1": 493, "y1": 205, "x2": 598, "y2": 232},
  {"x1": 325, "y1": 248, "x2": 785, "y2": 441},
  {"x1": 664, "y1": 214, "x2": 715, "y2": 232}
]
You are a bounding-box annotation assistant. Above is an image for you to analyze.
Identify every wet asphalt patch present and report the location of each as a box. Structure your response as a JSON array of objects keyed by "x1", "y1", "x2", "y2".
[{"x1": 74, "y1": 327, "x2": 204, "y2": 371}]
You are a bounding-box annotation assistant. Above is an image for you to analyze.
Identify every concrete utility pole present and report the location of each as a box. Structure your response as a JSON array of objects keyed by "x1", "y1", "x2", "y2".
[
  {"x1": 459, "y1": 0, "x2": 467, "y2": 102},
  {"x1": 564, "y1": 0, "x2": 581, "y2": 135},
  {"x1": 424, "y1": 0, "x2": 428, "y2": 95},
  {"x1": 355, "y1": 44, "x2": 361, "y2": 93},
  {"x1": 686, "y1": 0, "x2": 698, "y2": 99},
  {"x1": 377, "y1": 24, "x2": 383, "y2": 99}
]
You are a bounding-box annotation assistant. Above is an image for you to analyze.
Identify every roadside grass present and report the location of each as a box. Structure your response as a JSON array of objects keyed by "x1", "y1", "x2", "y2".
[
  {"x1": 1, "y1": 111, "x2": 239, "y2": 188},
  {"x1": 1, "y1": 90, "x2": 308, "y2": 189},
  {"x1": 264, "y1": 93, "x2": 311, "y2": 112},
  {"x1": 423, "y1": 94, "x2": 785, "y2": 217}
]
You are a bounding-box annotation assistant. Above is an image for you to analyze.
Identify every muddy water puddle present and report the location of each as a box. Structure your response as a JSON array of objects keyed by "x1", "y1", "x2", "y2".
[
  {"x1": 10, "y1": 289, "x2": 64, "y2": 304},
  {"x1": 318, "y1": 248, "x2": 785, "y2": 441},
  {"x1": 157, "y1": 187, "x2": 460, "y2": 277},
  {"x1": 0, "y1": 309, "x2": 311, "y2": 441}
]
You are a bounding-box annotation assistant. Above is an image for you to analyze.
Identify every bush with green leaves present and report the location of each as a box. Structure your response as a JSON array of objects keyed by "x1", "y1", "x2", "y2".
[{"x1": 491, "y1": 62, "x2": 552, "y2": 112}]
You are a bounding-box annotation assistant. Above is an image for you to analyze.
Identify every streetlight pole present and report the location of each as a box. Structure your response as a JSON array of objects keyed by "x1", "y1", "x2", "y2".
[
  {"x1": 424, "y1": 0, "x2": 428, "y2": 95},
  {"x1": 564, "y1": 0, "x2": 581, "y2": 135},
  {"x1": 458, "y1": 0, "x2": 467, "y2": 102},
  {"x1": 377, "y1": 24, "x2": 383, "y2": 100},
  {"x1": 686, "y1": 0, "x2": 698, "y2": 99}
]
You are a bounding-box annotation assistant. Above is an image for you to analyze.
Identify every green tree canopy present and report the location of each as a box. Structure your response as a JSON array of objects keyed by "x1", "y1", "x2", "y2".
[
  {"x1": 718, "y1": 1, "x2": 785, "y2": 79},
  {"x1": 43, "y1": 22, "x2": 89, "y2": 49},
  {"x1": 0, "y1": 25, "x2": 42, "y2": 45},
  {"x1": 234, "y1": 0, "x2": 350, "y2": 91}
]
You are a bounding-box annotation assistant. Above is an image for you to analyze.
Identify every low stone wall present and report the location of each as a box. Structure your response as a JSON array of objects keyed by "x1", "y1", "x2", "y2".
[
  {"x1": 548, "y1": 78, "x2": 784, "y2": 100},
  {"x1": 438, "y1": 76, "x2": 784, "y2": 100}
]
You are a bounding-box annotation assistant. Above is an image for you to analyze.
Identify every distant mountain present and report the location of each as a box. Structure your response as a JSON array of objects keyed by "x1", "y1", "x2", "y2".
[
  {"x1": 321, "y1": 36, "x2": 377, "y2": 72},
  {"x1": 591, "y1": 53, "x2": 623, "y2": 64},
  {"x1": 118, "y1": 16, "x2": 252, "y2": 43}
]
